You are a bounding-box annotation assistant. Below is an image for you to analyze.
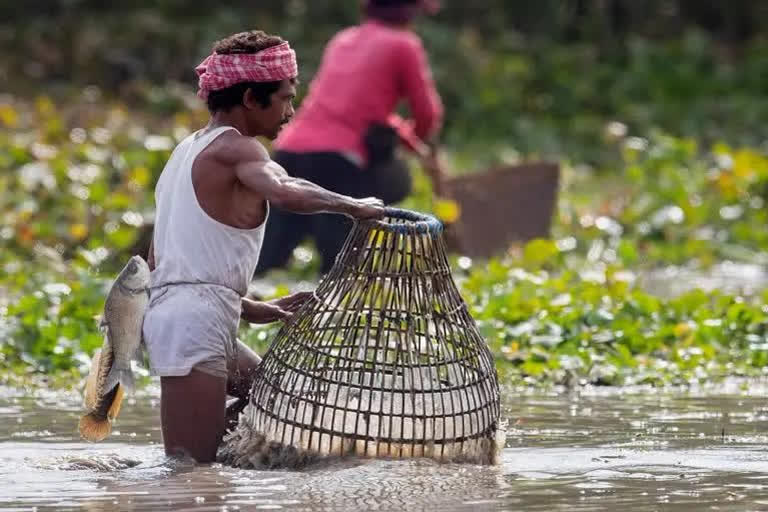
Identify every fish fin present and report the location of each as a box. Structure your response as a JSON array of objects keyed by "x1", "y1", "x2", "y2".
[
  {"x1": 78, "y1": 413, "x2": 112, "y2": 442},
  {"x1": 107, "y1": 384, "x2": 125, "y2": 420},
  {"x1": 83, "y1": 349, "x2": 102, "y2": 410},
  {"x1": 104, "y1": 367, "x2": 135, "y2": 395}
]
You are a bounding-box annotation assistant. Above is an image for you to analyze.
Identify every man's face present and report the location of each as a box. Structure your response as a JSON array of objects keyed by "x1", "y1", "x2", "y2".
[{"x1": 246, "y1": 79, "x2": 296, "y2": 140}]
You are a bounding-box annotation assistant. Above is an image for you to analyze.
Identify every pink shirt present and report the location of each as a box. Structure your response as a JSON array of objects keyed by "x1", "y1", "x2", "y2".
[{"x1": 275, "y1": 20, "x2": 443, "y2": 166}]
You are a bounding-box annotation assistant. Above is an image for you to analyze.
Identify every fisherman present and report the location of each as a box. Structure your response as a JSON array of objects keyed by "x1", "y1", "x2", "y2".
[
  {"x1": 255, "y1": 0, "x2": 445, "y2": 275},
  {"x1": 142, "y1": 30, "x2": 385, "y2": 463}
]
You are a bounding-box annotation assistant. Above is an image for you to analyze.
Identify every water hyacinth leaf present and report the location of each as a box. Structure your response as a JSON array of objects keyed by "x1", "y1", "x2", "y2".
[
  {"x1": 3, "y1": 86, "x2": 768, "y2": 386},
  {"x1": 521, "y1": 360, "x2": 547, "y2": 377},
  {"x1": 530, "y1": 334, "x2": 563, "y2": 348},
  {"x1": 106, "y1": 225, "x2": 138, "y2": 249},
  {"x1": 523, "y1": 239, "x2": 560, "y2": 267},
  {"x1": 617, "y1": 240, "x2": 639, "y2": 265},
  {"x1": 591, "y1": 331, "x2": 616, "y2": 344}
]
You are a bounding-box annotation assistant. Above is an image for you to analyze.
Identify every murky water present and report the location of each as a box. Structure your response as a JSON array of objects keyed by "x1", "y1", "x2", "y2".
[
  {"x1": 2, "y1": 381, "x2": 768, "y2": 511},
  {"x1": 252, "y1": 261, "x2": 768, "y2": 301},
  {"x1": 640, "y1": 261, "x2": 768, "y2": 298}
]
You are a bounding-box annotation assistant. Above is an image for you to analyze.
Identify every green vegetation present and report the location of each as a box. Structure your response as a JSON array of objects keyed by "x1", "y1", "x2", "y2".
[
  {"x1": 465, "y1": 261, "x2": 768, "y2": 387},
  {"x1": 3, "y1": 90, "x2": 768, "y2": 389},
  {"x1": 4, "y1": 3, "x2": 768, "y2": 167},
  {"x1": 3, "y1": 2, "x2": 768, "y2": 388}
]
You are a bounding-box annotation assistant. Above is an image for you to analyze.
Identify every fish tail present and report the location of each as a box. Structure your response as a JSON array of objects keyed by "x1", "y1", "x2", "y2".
[
  {"x1": 78, "y1": 385, "x2": 124, "y2": 442},
  {"x1": 78, "y1": 413, "x2": 112, "y2": 442},
  {"x1": 104, "y1": 367, "x2": 136, "y2": 395},
  {"x1": 108, "y1": 384, "x2": 125, "y2": 421}
]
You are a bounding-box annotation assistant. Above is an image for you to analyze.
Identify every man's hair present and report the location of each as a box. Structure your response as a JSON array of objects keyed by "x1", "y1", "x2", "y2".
[
  {"x1": 206, "y1": 30, "x2": 287, "y2": 112},
  {"x1": 366, "y1": 0, "x2": 422, "y2": 24},
  {"x1": 369, "y1": 0, "x2": 419, "y2": 5}
]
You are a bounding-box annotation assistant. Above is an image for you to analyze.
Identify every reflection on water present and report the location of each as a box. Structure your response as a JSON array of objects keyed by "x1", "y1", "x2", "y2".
[
  {"x1": 641, "y1": 262, "x2": 768, "y2": 297},
  {"x1": 1, "y1": 381, "x2": 768, "y2": 511},
  {"x1": 251, "y1": 261, "x2": 768, "y2": 301}
]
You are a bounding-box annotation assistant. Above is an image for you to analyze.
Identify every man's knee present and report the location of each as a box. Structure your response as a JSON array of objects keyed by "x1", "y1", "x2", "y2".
[{"x1": 227, "y1": 340, "x2": 262, "y2": 399}]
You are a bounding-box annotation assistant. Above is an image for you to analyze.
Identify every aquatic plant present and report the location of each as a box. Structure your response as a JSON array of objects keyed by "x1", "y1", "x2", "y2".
[{"x1": 3, "y1": 92, "x2": 768, "y2": 388}]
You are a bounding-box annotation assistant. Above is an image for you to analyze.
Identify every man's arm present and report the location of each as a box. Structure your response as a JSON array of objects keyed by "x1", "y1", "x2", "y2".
[
  {"x1": 233, "y1": 148, "x2": 384, "y2": 219},
  {"x1": 399, "y1": 37, "x2": 443, "y2": 142}
]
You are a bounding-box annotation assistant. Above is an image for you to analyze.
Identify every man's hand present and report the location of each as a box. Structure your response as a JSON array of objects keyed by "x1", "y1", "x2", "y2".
[
  {"x1": 268, "y1": 291, "x2": 314, "y2": 313},
  {"x1": 241, "y1": 291, "x2": 315, "y2": 325},
  {"x1": 420, "y1": 149, "x2": 446, "y2": 197},
  {"x1": 346, "y1": 197, "x2": 385, "y2": 220},
  {"x1": 241, "y1": 298, "x2": 291, "y2": 324}
]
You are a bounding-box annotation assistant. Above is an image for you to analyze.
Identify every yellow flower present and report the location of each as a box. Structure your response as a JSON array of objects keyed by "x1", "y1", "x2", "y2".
[
  {"x1": 0, "y1": 104, "x2": 18, "y2": 127},
  {"x1": 69, "y1": 223, "x2": 89, "y2": 240},
  {"x1": 129, "y1": 166, "x2": 151, "y2": 187},
  {"x1": 434, "y1": 199, "x2": 461, "y2": 224},
  {"x1": 673, "y1": 322, "x2": 692, "y2": 338},
  {"x1": 35, "y1": 96, "x2": 55, "y2": 116}
]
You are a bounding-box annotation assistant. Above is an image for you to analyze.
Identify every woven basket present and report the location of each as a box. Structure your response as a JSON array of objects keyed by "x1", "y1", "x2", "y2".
[{"x1": 219, "y1": 208, "x2": 502, "y2": 468}]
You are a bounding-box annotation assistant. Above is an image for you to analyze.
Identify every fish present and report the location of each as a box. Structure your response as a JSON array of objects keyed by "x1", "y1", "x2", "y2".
[
  {"x1": 78, "y1": 255, "x2": 150, "y2": 442},
  {"x1": 101, "y1": 255, "x2": 150, "y2": 394},
  {"x1": 78, "y1": 345, "x2": 125, "y2": 441}
]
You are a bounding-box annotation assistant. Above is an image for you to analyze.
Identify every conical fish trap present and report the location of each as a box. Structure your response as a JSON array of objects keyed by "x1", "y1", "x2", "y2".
[{"x1": 221, "y1": 208, "x2": 502, "y2": 468}]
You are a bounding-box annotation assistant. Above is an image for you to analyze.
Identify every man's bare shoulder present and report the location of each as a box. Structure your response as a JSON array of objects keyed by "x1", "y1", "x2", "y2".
[{"x1": 206, "y1": 130, "x2": 271, "y2": 167}]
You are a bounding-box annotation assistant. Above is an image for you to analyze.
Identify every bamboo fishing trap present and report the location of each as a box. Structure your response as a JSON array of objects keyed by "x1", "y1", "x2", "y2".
[{"x1": 220, "y1": 208, "x2": 502, "y2": 468}]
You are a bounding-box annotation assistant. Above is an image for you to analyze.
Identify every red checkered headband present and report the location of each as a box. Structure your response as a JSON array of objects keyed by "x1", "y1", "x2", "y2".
[{"x1": 195, "y1": 42, "x2": 298, "y2": 100}]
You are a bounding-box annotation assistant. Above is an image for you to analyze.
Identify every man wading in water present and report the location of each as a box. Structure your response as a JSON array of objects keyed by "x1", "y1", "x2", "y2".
[{"x1": 142, "y1": 30, "x2": 384, "y2": 463}]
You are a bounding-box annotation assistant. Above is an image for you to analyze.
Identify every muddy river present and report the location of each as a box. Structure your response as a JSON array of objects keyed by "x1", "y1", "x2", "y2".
[{"x1": 1, "y1": 380, "x2": 767, "y2": 511}]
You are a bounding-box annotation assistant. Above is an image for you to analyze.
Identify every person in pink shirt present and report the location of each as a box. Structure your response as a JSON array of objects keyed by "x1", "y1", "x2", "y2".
[{"x1": 256, "y1": 0, "x2": 444, "y2": 275}]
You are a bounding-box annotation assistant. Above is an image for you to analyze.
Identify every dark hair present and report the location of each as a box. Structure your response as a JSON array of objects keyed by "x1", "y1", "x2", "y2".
[
  {"x1": 366, "y1": 0, "x2": 422, "y2": 23},
  {"x1": 206, "y1": 30, "x2": 286, "y2": 113},
  {"x1": 369, "y1": 0, "x2": 419, "y2": 5}
]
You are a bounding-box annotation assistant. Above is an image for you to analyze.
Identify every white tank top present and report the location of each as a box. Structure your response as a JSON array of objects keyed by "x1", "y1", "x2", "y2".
[{"x1": 150, "y1": 126, "x2": 268, "y2": 297}]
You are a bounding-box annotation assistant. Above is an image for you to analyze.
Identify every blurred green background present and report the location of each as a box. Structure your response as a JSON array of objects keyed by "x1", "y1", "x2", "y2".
[
  {"x1": 4, "y1": 1, "x2": 768, "y2": 165},
  {"x1": 2, "y1": 1, "x2": 768, "y2": 388}
]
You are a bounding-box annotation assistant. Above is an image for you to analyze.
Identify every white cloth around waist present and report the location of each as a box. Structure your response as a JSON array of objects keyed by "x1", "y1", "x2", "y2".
[{"x1": 142, "y1": 283, "x2": 241, "y2": 379}]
